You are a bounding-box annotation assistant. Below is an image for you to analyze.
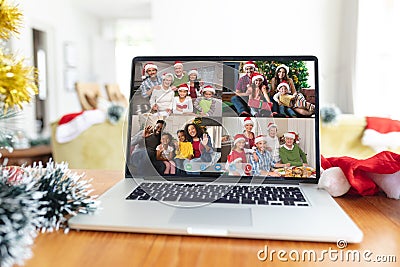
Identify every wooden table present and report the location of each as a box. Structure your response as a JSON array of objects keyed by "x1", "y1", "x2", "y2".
[
  {"x1": 25, "y1": 170, "x2": 400, "y2": 267},
  {"x1": 0, "y1": 145, "x2": 52, "y2": 166}
]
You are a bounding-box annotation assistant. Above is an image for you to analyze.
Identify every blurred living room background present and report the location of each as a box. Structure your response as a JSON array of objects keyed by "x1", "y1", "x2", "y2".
[{"x1": 3, "y1": 0, "x2": 400, "y2": 169}]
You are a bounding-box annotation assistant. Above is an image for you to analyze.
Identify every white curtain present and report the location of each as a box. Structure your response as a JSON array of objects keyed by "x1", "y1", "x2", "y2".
[
  {"x1": 288, "y1": 119, "x2": 316, "y2": 168},
  {"x1": 354, "y1": 0, "x2": 400, "y2": 118}
]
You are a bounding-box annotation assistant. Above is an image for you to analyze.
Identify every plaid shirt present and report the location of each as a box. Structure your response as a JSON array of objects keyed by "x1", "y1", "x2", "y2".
[
  {"x1": 236, "y1": 74, "x2": 269, "y2": 93},
  {"x1": 140, "y1": 76, "x2": 163, "y2": 98},
  {"x1": 250, "y1": 149, "x2": 275, "y2": 176}
]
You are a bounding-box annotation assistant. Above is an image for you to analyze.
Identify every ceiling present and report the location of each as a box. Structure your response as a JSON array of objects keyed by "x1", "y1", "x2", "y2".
[{"x1": 73, "y1": 0, "x2": 151, "y2": 19}]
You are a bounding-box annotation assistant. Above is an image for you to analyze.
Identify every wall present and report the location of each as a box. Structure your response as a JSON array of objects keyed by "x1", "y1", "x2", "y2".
[
  {"x1": 8, "y1": 0, "x2": 358, "y2": 138},
  {"x1": 151, "y1": 0, "x2": 358, "y2": 112},
  {"x1": 10, "y1": 0, "x2": 110, "y2": 137}
]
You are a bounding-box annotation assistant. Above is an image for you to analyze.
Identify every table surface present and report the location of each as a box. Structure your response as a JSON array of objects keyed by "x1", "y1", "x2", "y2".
[{"x1": 25, "y1": 170, "x2": 400, "y2": 267}]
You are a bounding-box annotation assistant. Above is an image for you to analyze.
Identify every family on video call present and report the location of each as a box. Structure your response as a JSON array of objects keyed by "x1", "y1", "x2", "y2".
[
  {"x1": 130, "y1": 116, "x2": 316, "y2": 178},
  {"x1": 135, "y1": 60, "x2": 315, "y2": 118},
  {"x1": 129, "y1": 60, "x2": 316, "y2": 178}
]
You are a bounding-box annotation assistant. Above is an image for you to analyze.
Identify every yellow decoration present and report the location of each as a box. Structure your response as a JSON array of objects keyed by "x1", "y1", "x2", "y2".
[
  {"x1": 0, "y1": 49, "x2": 38, "y2": 111},
  {"x1": 0, "y1": 0, "x2": 23, "y2": 40}
]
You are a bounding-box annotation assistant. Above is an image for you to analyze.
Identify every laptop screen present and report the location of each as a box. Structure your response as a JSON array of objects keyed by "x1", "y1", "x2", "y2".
[{"x1": 126, "y1": 56, "x2": 320, "y2": 182}]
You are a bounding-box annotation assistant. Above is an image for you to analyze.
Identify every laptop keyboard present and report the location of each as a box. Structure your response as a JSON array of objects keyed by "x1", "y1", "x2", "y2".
[{"x1": 126, "y1": 183, "x2": 309, "y2": 206}]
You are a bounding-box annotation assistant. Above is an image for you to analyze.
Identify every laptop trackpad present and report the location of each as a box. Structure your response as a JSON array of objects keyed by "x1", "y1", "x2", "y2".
[{"x1": 169, "y1": 207, "x2": 252, "y2": 227}]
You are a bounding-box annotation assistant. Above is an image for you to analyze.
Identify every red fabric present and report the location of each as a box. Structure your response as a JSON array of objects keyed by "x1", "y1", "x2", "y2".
[
  {"x1": 321, "y1": 151, "x2": 400, "y2": 196},
  {"x1": 58, "y1": 111, "x2": 84, "y2": 125},
  {"x1": 366, "y1": 117, "x2": 400, "y2": 134},
  {"x1": 192, "y1": 141, "x2": 201, "y2": 158}
]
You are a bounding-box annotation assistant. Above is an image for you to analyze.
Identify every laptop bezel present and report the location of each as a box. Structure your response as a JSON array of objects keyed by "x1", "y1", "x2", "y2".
[{"x1": 125, "y1": 56, "x2": 320, "y2": 184}]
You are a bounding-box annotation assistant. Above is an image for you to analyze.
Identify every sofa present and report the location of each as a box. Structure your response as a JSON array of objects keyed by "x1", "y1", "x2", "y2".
[
  {"x1": 50, "y1": 114, "x2": 399, "y2": 170},
  {"x1": 51, "y1": 120, "x2": 125, "y2": 170},
  {"x1": 320, "y1": 114, "x2": 400, "y2": 159}
]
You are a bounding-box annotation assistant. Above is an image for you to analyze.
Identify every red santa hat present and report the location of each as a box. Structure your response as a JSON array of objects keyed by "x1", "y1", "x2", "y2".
[
  {"x1": 178, "y1": 83, "x2": 189, "y2": 91},
  {"x1": 162, "y1": 72, "x2": 174, "y2": 82},
  {"x1": 284, "y1": 132, "x2": 296, "y2": 139},
  {"x1": 361, "y1": 117, "x2": 400, "y2": 152},
  {"x1": 142, "y1": 62, "x2": 158, "y2": 79},
  {"x1": 255, "y1": 135, "x2": 266, "y2": 144},
  {"x1": 243, "y1": 117, "x2": 254, "y2": 126},
  {"x1": 243, "y1": 61, "x2": 256, "y2": 70},
  {"x1": 267, "y1": 122, "x2": 277, "y2": 130},
  {"x1": 188, "y1": 68, "x2": 199, "y2": 77},
  {"x1": 174, "y1": 61, "x2": 183, "y2": 67},
  {"x1": 276, "y1": 64, "x2": 289, "y2": 75},
  {"x1": 202, "y1": 85, "x2": 215, "y2": 94},
  {"x1": 251, "y1": 72, "x2": 264, "y2": 83},
  {"x1": 277, "y1": 82, "x2": 291, "y2": 93},
  {"x1": 56, "y1": 110, "x2": 106, "y2": 143},
  {"x1": 233, "y1": 134, "x2": 246, "y2": 145}
]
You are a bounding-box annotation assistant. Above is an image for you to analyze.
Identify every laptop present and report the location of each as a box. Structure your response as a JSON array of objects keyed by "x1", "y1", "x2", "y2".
[{"x1": 69, "y1": 56, "x2": 363, "y2": 243}]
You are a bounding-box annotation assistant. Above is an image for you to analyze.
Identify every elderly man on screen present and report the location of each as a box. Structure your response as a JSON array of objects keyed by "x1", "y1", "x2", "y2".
[{"x1": 279, "y1": 132, "x2": 308, "y2": 167}]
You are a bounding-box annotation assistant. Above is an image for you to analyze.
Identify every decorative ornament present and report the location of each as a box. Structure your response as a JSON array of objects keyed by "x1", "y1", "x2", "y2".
[
  {"x1": 0, "y1": 166, "x2": 46, "y2": 267},
  {"x1": 320, "y1": 104, "x2": 341, "y2": 125},
  {"x1": 0, "y1": 0, "x2": 22, "y2": 40},
  {"x1": 0, "y1": 49, "x2": 39, "y2": 112},
  {"x1": 29, "y1": 162, "x2": 99, "y2": 232},
  {"x1": 107, "y1": 104, "x2": 125, "y2": 124}
]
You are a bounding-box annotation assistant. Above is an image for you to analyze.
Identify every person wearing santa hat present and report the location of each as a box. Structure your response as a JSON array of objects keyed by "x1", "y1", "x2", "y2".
[
  {"x1": 249, "y1": 135, "x2": 280, "y2": 177},
  {"x1": 265, "y1": 122, "x2": 281, "y2": 163},
  {"x1": 246, "y1": 72, "x2": 272, "y2": 117},
  {"x1": 226, "y1": 134, "x2": 250, "y2": 176},
  {"x1": 273, "y1": 82, "x2": 298, "y2": 117},
  {"x1": 171, "y1": 61, "x2": 189, "y2": 89},
  {"x1": 279, "y1": 132, "x2": 308, "y2": 167},
  {"x1": 269, "y1": 64, "x2": 296, "y2": 113},
  {"x1": 242, "y1": 117, "x2": 255, "y2": 150},
  {"x1": 130, "y1": 120, "x2": 167, "y2": 175},
  {"x1": 172, "y1": 84, "x2": 194, "y2": 114},
  {"x1": 230, "y1": 61, "x2": 268, "y2": 117},
  {"x1": 149, "y1": 73, "x2": 175, "y2": 116},
  {"x1": 273, "y1": 82, "x2": 315, "y2": 116},
  {"x1": 193, "y1": 85, "x2": 218, "y2": 116},
  {"x1": 140, "y1": 62, "x2": 162, "y2": 98},
  {"x1": 187, "y1": 68, "x2": 202, "y2": 99}
]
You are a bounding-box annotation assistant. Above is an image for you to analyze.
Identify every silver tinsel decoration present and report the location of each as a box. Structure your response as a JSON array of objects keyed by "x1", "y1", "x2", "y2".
[
  {"x1": 0, "y1": 167, "x2": 45, "y2": 267},
  {"x1": 28, "y1": 161, "x2": 99, "y2": 232},
  {"x1": 0, "y1": 161, "x2": 99, "y2": 267}
]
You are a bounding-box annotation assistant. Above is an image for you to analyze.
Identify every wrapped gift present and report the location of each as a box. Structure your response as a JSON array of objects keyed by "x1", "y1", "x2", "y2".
[{"x1": 248, "y1": 99, "x2": 272, "y2": 110}]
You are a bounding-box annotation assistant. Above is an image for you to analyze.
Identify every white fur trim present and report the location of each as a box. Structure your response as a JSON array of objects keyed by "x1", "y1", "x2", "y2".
[
  {"x1": 277, "y1": 82, "x2": 291, "y2": 93},
  {"x1": 361, "y1": 129, "x2": 400, "y2": 152},
  {"x1": 203, "y1": 86, "x2": 215, "y2": 94},
  {"x1": 276, "y1": 64, "x2": 289, "y2": 74},
  {"x1": 234, "y1": 137, "x2": 245, "y2": 145},
  {"x1": 284, "y1": 132, "x2": 295, "y2": 139},
  {"x1": 251, "y1": 74, "x2": 264, "y2": 83},
  {"x1": 255, "y1": 135, "x2": 266, "y2": 144},
  {"x1": 188, "y1": 69, "x2": 199, "y2": 77},
  {"x1": 243, "y1": 62, "x2": 255, "y2": 69},
  {"x1": 243, "y1": 117, "x2": 253, "y2": 126},
  {"x1": 56, "y1": 110, "x2": 106, "y2": 143},
  {"x1": 144, "y1": 63, "x2": 157, "y2": 72}
]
